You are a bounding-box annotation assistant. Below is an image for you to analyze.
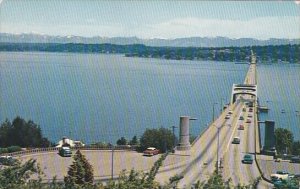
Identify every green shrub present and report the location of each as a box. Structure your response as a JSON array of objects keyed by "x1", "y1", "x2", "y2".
[
  {"x1": 7, "y1": 146, "x2": 22, "y2": 153},
  {"x1": 0, "y1": 148, "x2": 9, "y2": 154}
]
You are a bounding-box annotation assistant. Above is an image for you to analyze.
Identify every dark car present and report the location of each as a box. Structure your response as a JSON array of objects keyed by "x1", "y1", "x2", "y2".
[
  {"x1": 242, "y1": 154, "x2": 253, "y2": 164},
  {"x1": 290, "y1": 156, "x2": 300, "y2": 163},
  {"x1": 59, "y1": 147, "x2": 72, "y2": 157}
]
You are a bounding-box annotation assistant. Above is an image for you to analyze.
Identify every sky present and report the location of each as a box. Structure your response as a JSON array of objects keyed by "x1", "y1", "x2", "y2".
[{"x1": 0, "y1": 0, "x2": 299, "y2": 39}]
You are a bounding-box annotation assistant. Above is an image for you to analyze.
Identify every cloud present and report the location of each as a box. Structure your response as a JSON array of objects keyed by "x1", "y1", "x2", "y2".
[
  {"x1": 2, "y1": 16, "x2": 299, "y2": 40},
  {"x1": 295, "y1": 1, "x2": 300, "y2": 5},
  {"x1": 133, "y1": 17, "x2": 300, "y2": 39}
]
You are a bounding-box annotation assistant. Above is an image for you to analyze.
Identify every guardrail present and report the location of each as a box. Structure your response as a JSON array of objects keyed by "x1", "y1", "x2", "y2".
[
  {"x1": 1, "y1": 145, "x2": 137, "y2": 157},
  {"x1": 254, "y1": 103, "x2": 273, "y2": 184}
]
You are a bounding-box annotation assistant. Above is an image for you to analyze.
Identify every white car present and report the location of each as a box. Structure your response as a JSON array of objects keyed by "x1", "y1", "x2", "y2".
[{"x1": 270, "y1": 171, "x2": 289, "y2": 181}]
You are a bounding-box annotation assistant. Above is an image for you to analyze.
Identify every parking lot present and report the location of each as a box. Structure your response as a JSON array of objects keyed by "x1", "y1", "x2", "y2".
[{"x1": 17, "y1": 150, "x2": 189, "y2": 182}]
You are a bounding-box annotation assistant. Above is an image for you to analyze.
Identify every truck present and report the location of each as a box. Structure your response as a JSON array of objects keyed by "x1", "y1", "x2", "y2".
[{"x1": 59, "y1": 147, "x2": 72, "y2": 157}]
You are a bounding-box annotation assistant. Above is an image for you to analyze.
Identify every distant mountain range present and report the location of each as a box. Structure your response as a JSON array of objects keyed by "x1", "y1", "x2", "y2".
[{"x1": 1, "y1": 33, "x2": 299, "y2": 47}]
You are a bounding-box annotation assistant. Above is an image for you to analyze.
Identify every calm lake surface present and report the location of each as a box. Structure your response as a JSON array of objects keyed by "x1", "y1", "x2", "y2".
[
  {"x1": 257, "y1": 63, "x2": 300, "y2": 143},
  {"x1": 0, "y1": 52, "x2": 299, "y2": 144}
]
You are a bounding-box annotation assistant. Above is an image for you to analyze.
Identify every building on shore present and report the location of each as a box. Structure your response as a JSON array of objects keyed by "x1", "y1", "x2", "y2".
[{"x1": 56, "y1": 137, "x2": 85, "y2": 148}]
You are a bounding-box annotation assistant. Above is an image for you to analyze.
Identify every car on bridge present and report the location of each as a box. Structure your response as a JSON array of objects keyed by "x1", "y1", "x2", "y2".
[
  {"x1": 238, "y1": 125, "x2": 244, "y2": 130},
  {"x1": 238, "y1": 124, "x2": 245, "y2": 130},
  {"x1": 232, "y1": 137, "x2": 240, "y2": 144},
  {"x1": 242, "y1": 154, "x2": 253, "y2": 164},
  {"x1": 143, "y1": 147, "x2": 159, "y2": 156},
  {"x1": 225, "y1": 115, "x2": 230, "y2": 119}
]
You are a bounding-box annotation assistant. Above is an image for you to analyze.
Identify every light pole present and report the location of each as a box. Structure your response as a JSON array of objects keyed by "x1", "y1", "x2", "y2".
[
  {"x1": 111, "y1": 144, "x2": 114, "y2": 180},
  {"x1": 212, "y1": 102, "x2": 218, "y2": 123},
  {"x1": 296, "y1": 110, "x2": 300, "y2": 136},
  {"x1": 220, "y1": 98, "x2": 225, "y2": 113},
  {"x1": 212, "y1": 124, "x2": 221, "y2": 174}
]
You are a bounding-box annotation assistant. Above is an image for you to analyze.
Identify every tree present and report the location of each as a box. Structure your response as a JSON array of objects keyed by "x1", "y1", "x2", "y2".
[
  {"x1": 116, "y1": 137, "x2": 127, "y2": 145},
  {"x1": 140, "y1": 128, "x2": 176, "y2": 153},
  {"x1": 129, "y1": 135, "x2": 138, "y2": 145},
  {"x1": 105, "y1": 153, "x2": 168, "y2": 189},
  {"x1": 202, "y1": 170, "x2": 231, "y2": 189},
  {"x1": 64, "y1": 150, "x2": 94, "y2": 188},
  {"x1": 275, "y1": 128, "x2": 294, "y2": 154},
  {"x1": 0, "y1": 159, "x2": 41, "y2": 189},
  {"x1": 0, "y1": 117, "x2": 51, "y2": 148},
  {"x1": 292, "y1": 141, "x2": 300, "y2": 155},
  {"x1": 0, "y1": 119, "x2": 10, "y2": 147}
]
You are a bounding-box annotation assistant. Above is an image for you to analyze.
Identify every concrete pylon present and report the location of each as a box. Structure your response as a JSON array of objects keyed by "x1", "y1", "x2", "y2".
[
  {"x1": 177, "y1": 116, "x2": 191, "y2": 151},
  {"x1": 264, "y1": 120, "x2": 275, "y2": 150}
]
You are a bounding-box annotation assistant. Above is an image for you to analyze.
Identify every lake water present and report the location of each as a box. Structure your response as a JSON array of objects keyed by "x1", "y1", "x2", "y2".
[
  {"x1": 0, "y1": 52, "x2": 299, "y2": 144},
  {"x1": 257, "y1": 63, "x2": 300, "y2": 143}
]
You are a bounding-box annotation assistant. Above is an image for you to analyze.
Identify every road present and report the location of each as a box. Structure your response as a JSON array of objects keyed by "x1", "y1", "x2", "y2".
[{"x1": 156, "y1": 59, "x2": 273, "y2": 188}]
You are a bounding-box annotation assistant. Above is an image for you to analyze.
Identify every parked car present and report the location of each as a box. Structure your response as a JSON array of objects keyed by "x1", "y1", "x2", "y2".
[
  {"x1": 238, "y1": 125, "x2": 244, "y2": 130},
  {"x1": 59, "y1": 146, "x2": 72, "y2": 157},
  {"x1": 274, "y1": 158, "x2": 282, "y2": 162},
  {"x1": 232, "y1": 137, "x2": 240, "y2": 144},
  {"x1": 239, "y1": 116, "x2": 244, "y2": 120},
  {"x1": 247, "y1": 114, "x2": 253, "y2": 118},
  {"x1": 246, "y1": 119, "x2": 251, "y2": 123},
  {"x1": 242, "y1": 154, "x2": 253, "y2": 164},
  {"x1": 143, "y1": 147, "x2": 159, "y2": 156},
  {"x1": 0, "y1": 156, "x2": 18, "y2": 166},
  {"x1": 290, "y1": 156, "x2": 300, "y2": 163},
  {"x1": 271, "y1": 171, "x2": 289, "y2": 182}
]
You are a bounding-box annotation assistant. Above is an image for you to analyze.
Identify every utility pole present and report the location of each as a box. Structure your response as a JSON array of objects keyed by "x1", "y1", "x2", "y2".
[
  {"x1": 212, "y1": 124, "x2": 221, "y2": 174},
  {"x1": 217, "y1": 127, "x2": 220, "y2": 174},
  {"x1": 220, "y1": 98, "x2": 224, "y2": 113},
  {"x1": 212, "y1": 102, "x2": 218, "y2": 122},
  {"x1": 111, "y1": 145, "x2": 114, "y2": 180}
]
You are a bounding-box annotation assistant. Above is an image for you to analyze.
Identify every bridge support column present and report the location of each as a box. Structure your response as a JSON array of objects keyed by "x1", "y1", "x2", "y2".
[
  {"x1": 263, "y1": 120, "x2": 275, "y2": 151},
  {"x1": 177, "y1": 116, "x2": 191, "y2": 151}
]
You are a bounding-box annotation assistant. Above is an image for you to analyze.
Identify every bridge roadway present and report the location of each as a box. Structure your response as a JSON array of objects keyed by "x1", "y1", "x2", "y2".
[{"x1": 155, "y1": 62, "x2": 273, "y2": 188}]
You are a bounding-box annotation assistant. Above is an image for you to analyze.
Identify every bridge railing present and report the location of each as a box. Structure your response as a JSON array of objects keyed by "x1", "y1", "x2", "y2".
[{"x1": 1, "y1": 145, "x2": 137, "y2": 157}]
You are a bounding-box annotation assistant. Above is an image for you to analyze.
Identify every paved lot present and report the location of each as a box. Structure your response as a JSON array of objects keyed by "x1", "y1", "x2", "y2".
[
  {"x1": 17, "y1": 150, "x2": 188, "y2": 182},
  {"x1": 257, "y1": 155, "x2": 300, "y2": 179}
]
